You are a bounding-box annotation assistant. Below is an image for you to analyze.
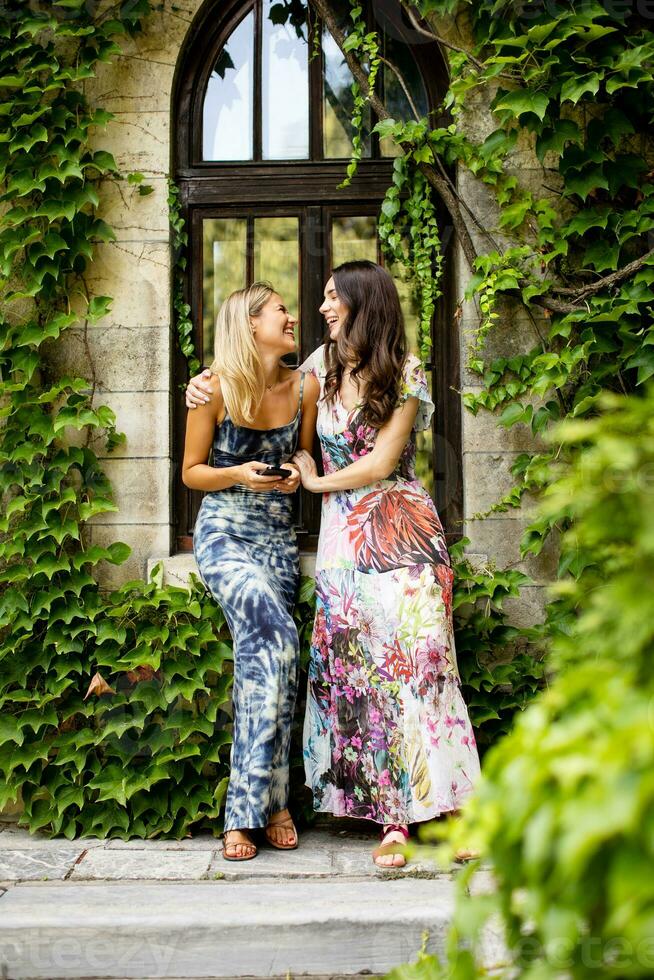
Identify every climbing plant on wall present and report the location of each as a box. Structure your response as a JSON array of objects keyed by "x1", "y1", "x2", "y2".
[
  {"x1": 0, "y1": 0, "x2": 241, "y2": 838},
  {"x1": 317, "y1": 0, "x2": 654, "y2": 557},
  {"x1": 318, "y1": 0, "x2": 654, "y2": 974},
  {"x1": 0, "y1": 0, "x2": 543, "y2": 838}
]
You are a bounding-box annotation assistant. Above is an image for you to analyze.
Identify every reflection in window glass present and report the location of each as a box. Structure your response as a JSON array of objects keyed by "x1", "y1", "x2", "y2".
[
  {"x1": 380, "y1": 34, "x2": 429, "y2": 157},
  {"x1": 203, "y1": 12, "x2": 254, "y2": 161},
  {"x1": 415, "y1": 372, "x2": 434, "y2": 498},
  {"x1": 389, "y1": 260, "x2": 421, "y2": 356},
  {"x1": 202, "y1": 218, "x2": 247, "y2": 364},
  {"x1": 253, "y1": 217, "x2": 300, "y2": 359},
  {"x1": 323, "y1": 28, "x2": 371, "y2": 159},
  {"x1": 331, "y1": 215, "x2": 377, "y2": 267},
  {"x1": 262, "y1": 0, "x2": 309, "y2": 159}
]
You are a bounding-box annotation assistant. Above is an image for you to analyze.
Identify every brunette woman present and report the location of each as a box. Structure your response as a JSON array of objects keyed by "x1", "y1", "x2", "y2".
[
  {"x1": 186, "y1": 263, "x2": 480, "y2": 868},
  {"x1": 182, "y1": 281, "x2": 318, "y2": 861},
  {"x1": 292, "y1": 261, "x2": 480, "y2": 868}
]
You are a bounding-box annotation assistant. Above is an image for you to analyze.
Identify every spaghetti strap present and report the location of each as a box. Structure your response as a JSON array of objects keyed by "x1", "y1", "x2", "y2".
[{"x1": 298, "y1": 372, "x2": 305, "y2": 414}]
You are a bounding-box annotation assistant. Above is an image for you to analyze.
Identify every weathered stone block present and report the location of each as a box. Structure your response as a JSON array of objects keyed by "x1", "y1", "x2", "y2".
[
  {"x1": 73, "y1": 242, "x2": 171, "y2": 329},
  {"x1": 503, "y1": 585, "x2": 553, "y2": 627},
  {"x1": 463, "y1": 451, "x2": 540, "y2": 519},
  {"x1": 85, "y1": 55, "x2": 175, "y2": 114},
  {"x1": 96, "y1": 177, "x2": 170, "y2": 243},
  {"x1": 462, "y1": 393, "x2": 549, "y2": 453},
  {"x1": 71, "y1": 849, "x2": 211, "y2": 881},
  {"x1": 119, "y1": 1, "x2": 200, "y2": 66},
  {"x1": 88, "y1": 459, "x2": 171, "y2": 525},
  {"x1": 464, "y1": 517, "x2": 560, "y2": 586},
  {"x1": 0, "y1": 847, "x2": 83, "y2": 882},
  {"x1": 90, "y1": 524, "x2": 172, "y2": 589},
  {"x1": 91, "y1": 112, "x2": 169, "y2": 178},
  {"x1": 90, "y1": 391, "x2": 171, "y2": 459},
  {"x1": 43, "y1": 325, "x2": 171, "y2": 393}
]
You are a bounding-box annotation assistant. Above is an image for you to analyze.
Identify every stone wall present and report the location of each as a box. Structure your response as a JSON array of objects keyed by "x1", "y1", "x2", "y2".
[{"x1": 49, "y1": 0, "x2": 559, "y2": 621}]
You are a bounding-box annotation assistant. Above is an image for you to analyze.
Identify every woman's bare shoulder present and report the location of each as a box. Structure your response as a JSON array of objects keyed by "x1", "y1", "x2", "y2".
[{"x1": 302, "y1": 370, "x2": 320, "y2": 401}]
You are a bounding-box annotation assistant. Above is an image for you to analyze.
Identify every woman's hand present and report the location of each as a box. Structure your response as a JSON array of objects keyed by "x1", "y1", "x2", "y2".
[
  {"x1": 274, "y1": 462, "x2": 301, "y2": 495},
  {"x1": 236, "y1": 461, "x2": 283, "y2": 491},
  {"x1": 186, "y1": 368, "x2": 213, "y2": 409},
  {"x1": 292, "y1": 450, "x2": 322, "y2": 493}
]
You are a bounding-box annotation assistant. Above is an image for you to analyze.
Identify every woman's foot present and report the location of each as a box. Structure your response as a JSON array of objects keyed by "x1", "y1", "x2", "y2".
[
  {"x1": 222, "y1": 829, "x2": 257, "y2": 861},
  {"x1": 265, "y1": 808, "x2": 298, "y2": 849},
  {"x1": 372, "y1": 824, "x2": 409, "y2": 869}
]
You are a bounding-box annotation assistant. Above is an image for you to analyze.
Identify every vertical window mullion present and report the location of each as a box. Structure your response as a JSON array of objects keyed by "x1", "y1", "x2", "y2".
[
  {"x1": 246, "y1": 214, "x2": 255, "y2": 284},
  {"x1": 254, "y1": 0, "x2": 262, "y2": 160}
]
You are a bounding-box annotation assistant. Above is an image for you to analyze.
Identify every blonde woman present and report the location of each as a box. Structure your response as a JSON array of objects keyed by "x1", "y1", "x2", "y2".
[{"x1": 182, "y1": 282, "x2": 319, "y2": 861}]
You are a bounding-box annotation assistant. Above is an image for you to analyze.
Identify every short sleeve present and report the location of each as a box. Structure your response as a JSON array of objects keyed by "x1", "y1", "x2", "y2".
[
  {"x1": 299, "y1": 345, "x2": 326, "y2": 382},
  {"x1": 398, "y1": 354, "x2": 434, "y2": 431}
]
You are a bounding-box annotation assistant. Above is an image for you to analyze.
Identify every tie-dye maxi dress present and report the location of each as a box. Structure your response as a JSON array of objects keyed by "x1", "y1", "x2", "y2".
[
  {"x1": 193, "y1": 385, "x2": 303, "y2": 832},
  {"x1": 300, "y1": 346, "x2": 480, "y2": 824}
]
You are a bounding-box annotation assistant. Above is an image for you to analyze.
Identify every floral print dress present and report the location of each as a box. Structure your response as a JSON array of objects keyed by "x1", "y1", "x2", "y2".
[{"x1": 300, "y1": 346, "x2": 480, "y2": 824}]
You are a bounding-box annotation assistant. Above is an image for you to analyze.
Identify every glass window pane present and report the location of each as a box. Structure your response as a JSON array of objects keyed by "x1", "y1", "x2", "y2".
[
  {"x1": 389, "y1": 260, "x2": 421, "y2": 355},
  {"x1": 262, "y1": 0, "x2": 309, "y2": 159},
  {"x1": 323, "y1": 26, "x2": 371, "y2": 159},
  {"x1": 253, "y1": 217, "x2": 300, "y2": 352},
  {"x1": 202, "y1": 218, "x2": 247, "y2": 364},
  {"x1": 415, "y1": 371, "x2": 434, "y2": 498},
  {"x1": 380, "y1": 35, "x2": 428, "y2": 157},
  {"x1": 331, "y1": 215, "x2": 377, "y2": 267},
  {"x1": 203, "y1": 12, "x2": 254, "y2": 161}
]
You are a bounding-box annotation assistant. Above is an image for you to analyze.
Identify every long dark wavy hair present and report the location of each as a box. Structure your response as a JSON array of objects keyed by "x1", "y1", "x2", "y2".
[{"x1": 323, "y1": 260, "x2": 407, "y2": 428}]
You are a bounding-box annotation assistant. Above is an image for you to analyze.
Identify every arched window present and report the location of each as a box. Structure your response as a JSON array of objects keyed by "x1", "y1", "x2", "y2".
[{"x1": 173, "y1": 0, "x2": 462, "y2": 549}]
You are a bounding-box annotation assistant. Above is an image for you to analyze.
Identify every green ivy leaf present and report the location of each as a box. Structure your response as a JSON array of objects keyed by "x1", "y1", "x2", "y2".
[
  {"x1": 493, "y1": 89, "x2": 549, "y2": 122},
  {"x1": 560, "y1": 72, "x2": 601, "y2": 104}
]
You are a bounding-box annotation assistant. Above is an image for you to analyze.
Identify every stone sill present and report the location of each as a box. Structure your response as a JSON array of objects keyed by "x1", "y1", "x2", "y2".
[{"x1": 147, "y1": 552, "x2": 491, "y2": 588}]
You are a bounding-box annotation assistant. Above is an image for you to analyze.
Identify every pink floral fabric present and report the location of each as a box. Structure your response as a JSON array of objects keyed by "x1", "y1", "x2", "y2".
[{"x1": 299, "y1": 347, "x2": 481, "y2": 824}]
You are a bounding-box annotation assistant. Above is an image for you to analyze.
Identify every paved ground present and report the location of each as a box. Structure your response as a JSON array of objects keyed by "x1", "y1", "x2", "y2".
[{"x1": 0, "y1": 817, "x2": 498, "y2": 980}]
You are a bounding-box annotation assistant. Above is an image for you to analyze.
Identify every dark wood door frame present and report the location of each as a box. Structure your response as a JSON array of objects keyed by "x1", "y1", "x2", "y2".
[{"x1": 171, "y1": 0, "x2": 463, "y2": 551}]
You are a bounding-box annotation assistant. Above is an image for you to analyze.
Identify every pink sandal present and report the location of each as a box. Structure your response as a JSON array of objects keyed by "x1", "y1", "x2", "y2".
[{"x1": 372, "y1": 823, "x2": 410, "y2": 867}]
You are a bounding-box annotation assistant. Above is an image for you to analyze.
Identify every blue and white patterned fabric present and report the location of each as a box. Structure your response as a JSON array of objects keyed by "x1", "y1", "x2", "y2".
[{"x1": 193, "y1": 380, "x2": 303, "y2": 831}]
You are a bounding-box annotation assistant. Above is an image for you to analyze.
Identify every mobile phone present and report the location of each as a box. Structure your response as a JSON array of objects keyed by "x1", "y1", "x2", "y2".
[{"x1": 261, "y1": 465, "x2": 293, "y2": 478}]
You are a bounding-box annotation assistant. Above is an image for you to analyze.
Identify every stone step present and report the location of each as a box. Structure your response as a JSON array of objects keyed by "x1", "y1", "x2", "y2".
[{"x1": 0, "y1": 877, "x2": 455, "y2": 979}]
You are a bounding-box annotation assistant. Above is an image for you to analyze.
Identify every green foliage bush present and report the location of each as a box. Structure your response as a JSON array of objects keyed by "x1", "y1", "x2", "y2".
[
  {"x1": 394, "y1": 386, "x2": 654, "y2": 979},
  {"x1": 360, "y1": 0, "x2": 654, "y2": 974}
]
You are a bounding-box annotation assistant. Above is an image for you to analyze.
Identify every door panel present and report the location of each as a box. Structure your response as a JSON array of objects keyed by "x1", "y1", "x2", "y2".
[{"x1": 188, "y1": 203, "x2": 437, "y2": 540}]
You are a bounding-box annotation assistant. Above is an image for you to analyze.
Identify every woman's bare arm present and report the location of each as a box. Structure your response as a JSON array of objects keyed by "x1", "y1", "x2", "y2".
[
  {"x1": 182, "y1": 377, "x2": 281, "y2": 492},
  {"x1": 298, "y1": 372, "x2": 319, "y2": 452},
  {"x1": 293, "y1": 397, "x2": 419, "y2": 492}
]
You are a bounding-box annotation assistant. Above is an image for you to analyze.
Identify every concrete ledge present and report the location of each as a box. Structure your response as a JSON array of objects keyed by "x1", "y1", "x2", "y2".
[
  {"x1": 0, "y1": 878, "x2": 455, "y2": 978},
  {"x1": 147, "y1": 552, "x2": 318, "y2": 588},
  {"x1": 147, "y1": 551, "x2": 491, "y2": 589}
]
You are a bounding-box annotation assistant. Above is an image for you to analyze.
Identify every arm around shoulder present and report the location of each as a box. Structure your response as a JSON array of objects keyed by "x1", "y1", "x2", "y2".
[
  {"x1": 298, "y1": 372, "x2": 320, "y2": 453},
  {"x1": 181, "y1": 377, "x2": 231, "y2": 491}
]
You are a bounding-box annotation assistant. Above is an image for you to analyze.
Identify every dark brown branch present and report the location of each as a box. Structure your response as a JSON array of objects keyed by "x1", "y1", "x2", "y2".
[
  {"x1": 399, "y1": 1, "x2": 487, "y2": 72},
  {"x1": 378, "y1": 55, "x2": 421, "y2": 122},
  {"x1": 550, "y1": 247, "x2": 654, "y2": 300}
]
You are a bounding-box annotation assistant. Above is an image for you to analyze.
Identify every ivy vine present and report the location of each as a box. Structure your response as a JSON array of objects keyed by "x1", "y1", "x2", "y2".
[{"x1": 0, "y1": 0, "x2": 539, "y2": 838}]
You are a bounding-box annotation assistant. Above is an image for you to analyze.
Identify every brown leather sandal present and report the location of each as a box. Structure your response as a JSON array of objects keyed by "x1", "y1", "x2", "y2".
[
  {"x1": 372, "y1": 823, "x2": 410, "y2": 868},
  {"x1": 264, "y1": 810, "x2": 298, "y2": 850},
  {"x1": 222, "y1": 830, "x2": 257, "y2": 861}
]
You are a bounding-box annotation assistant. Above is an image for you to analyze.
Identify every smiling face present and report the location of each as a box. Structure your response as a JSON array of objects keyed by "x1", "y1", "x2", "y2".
[
  {"x1": 319, "y1": 276, "x2": 349, "y2": 341},
  {"x1": 250, "y1": 292, "x2": 297, "y2": 355}
]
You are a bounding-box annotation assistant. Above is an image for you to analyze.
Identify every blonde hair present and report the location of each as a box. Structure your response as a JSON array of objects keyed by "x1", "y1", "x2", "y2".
[{"x1": 209, "y1": 281, "x2": 274, "y2": 427}]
